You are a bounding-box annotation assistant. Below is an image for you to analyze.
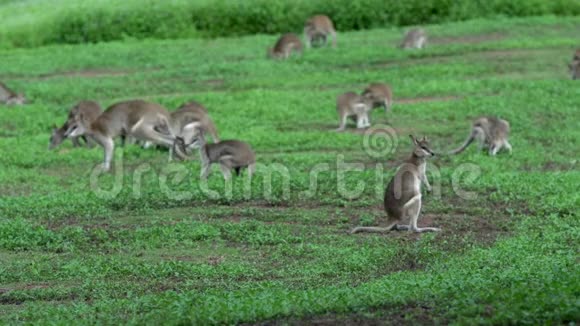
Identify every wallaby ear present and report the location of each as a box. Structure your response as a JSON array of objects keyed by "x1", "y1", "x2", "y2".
[
  {"x1": 409, "y1": 134, "x2": 417, "y2": 145},
  {"x1": 421, "y1": 136, "x2": 427, "y2": 142}
]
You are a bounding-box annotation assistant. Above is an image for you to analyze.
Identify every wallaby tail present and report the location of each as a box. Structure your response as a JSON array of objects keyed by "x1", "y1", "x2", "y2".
[
  {"x1": 448, "y1": 130, "x2": 476, "y2": 155},
  {"x1": 350, "y1": 224, "x2": 396, "y2": 234}
]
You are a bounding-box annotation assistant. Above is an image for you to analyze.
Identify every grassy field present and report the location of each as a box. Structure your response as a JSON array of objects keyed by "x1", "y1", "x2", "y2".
[{"x1": 0, "y1": 16, "x2": 579, "y2": 324}]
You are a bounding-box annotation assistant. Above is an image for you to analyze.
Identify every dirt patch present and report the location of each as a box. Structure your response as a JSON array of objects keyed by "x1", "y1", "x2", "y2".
[
  {"x1": 29, "y1": 69, "x2": 136, "y2": 80},
  {"x1": 431, "y1": 32, "x2": 506, "y2": 45},
  {"x1": 199, "y1": 78, "x2": 225, "y2": 88}
]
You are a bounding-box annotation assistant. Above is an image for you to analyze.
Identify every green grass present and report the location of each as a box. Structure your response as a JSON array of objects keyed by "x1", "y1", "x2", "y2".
[
  {"x1": 0, "y1": 0, "x2": 579, "y2": 47},
  {"x1": 0, "y1": 16, "x2": 579, "y2": 324}
]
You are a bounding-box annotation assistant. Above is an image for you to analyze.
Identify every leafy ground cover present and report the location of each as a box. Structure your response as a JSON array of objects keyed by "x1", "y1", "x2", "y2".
[{"x1": 0, "y1": 16, "x2": 578, "y2": 324}]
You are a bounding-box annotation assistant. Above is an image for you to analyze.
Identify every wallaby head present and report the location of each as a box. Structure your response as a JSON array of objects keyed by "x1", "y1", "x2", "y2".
[
  {"x1": 400, "y1": 28, "x2": 427, "y2": 49},
  {"x1": 410, "y1": 135, "x2": 435, "y2": 159},
  {"x1": 65, "y1": 113, "x2": 88, "y2": 138},
  {"x1": 49, "y1": 124, "x2": 66, "y2": 150},
  {"x1": 304, "y1": 15, "x2": 337, "y2": 48}
]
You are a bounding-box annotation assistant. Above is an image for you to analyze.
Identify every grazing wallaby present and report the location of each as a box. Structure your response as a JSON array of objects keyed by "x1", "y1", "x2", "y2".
[
  {"x1": 49, "y1": 100, "x2": 102, "y2": 150},
  {"x1": 569, "y1": 59, "x2": 579, "y2": 80},
  {"x1": 304, "y1": 15, "x2": 337, "y2": 48},
  {"x1": 448, "y1": 116, "x2": 512, "y2": 156},
  {"x1": 400, "y1": 28, "x2": 427, "y2": 49},
  {"x1": 362, "y1": 83, "x2": 393, "y2": 114},
  {"x1": 351, "y1": 135, "x2": 439, "y2": 234},
  {"x1": 336, "y1": 92, "x2": 373, "y2": 131},
  {"x1": 65, "y1": 99, "x2": 184, "y2": 171},
  {"x1": 164, "y1": 101, "x2": 220, "y2": 156},
  {"x1": 174, "y1": 124, "x2": 255, "y2": 180},
  {"x1": 0, "y1": 82, "x2": 26, "y2": 105},
  {"x1": 268, "y1": 33, "x2": 304, "y2": 59}
]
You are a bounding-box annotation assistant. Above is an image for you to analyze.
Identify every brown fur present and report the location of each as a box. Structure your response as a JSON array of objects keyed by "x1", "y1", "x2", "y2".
[
  {"x1": 336, "y1": 92, "x2": 373, "y2": 131},
  {"x1": 268, "y1": 33, "x2": 304, "y2": 59},
  {"x1": 175, "y1": 127, "x2": 255, "y2": 180},
  {"x1": 49, "y1": 101, "x2": 102, "y2": 150},
  {"x1": 66, "y1": 99, "x2": 182, "y2": 170},
  {"x1": 351, "y1": 136, "x2": 439, "y2": 234},
  {"x1": 362, "y1": 83, "x2": 393, "y2": 113},
  {"x1": 304, "y1": 15, "x2": 337, "y2": 48},
  {"x1": 400, "y1": 28, "x2": 427, "y2": 49},
  {"x1": 448, "y1": 116, "x2": 512, "y2": 156},
  {"x1": 0, "y1": 81, "x2": 26, "y2": 105}
]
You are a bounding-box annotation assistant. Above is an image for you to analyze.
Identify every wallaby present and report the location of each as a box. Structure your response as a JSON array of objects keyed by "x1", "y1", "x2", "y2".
[
  {"x1": 65, "y1": 99, "x2": 184, "y2": 171},
  {"x1": 174, "y1": 123, "x2": 255, "y2": 180},
  {"x1": 400, "y1": 28, "x2": 427, "y2": 49},
  {"x1": 304, "y1": 15, "x2": 337, "y2": 48},
  {"x1": 448, "y1": 116, "x2": 512, "y2": 156},
  {"x1": 351, "y1": 135, "x2": 439, "y2": 234},
  {"x1": 362, "y1": 83, "x2": 393, "y2": 114},
  {"x1": 0, "y1": 82, "x2": 26, "y2": 105},
  {"x1": 165, "y1": 101, "x2": 220, "y2": 156},
  {"x1": 268, "y1": 33, "x2": 304, "y2": 59},
  {"x1": 569, "y1": 59, "x2": 579, "y2": 80},
  {"x1": 49, "y1": 100, "x2": 102, "y2": 150},
  {"x1": 572, "y1": 49, "x2": 580, "y2": 61},
  {"x1": 336, "y1": 92, "x2": 373, "y2": 131}
]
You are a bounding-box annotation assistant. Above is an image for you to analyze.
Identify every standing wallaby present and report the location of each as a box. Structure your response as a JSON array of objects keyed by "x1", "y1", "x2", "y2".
[
  {"x1": 304, "y1": 15, "x2": 337, "y2": 48},
  {"x1": 448, "y1": 116, "x2": 512, "y2": 156},
  {"x1": 400, "y1": 28, "x2": 427, "y2": 49},
  {"x1": 268, "y1": 33, "x2": 304, "y2": 59},
  {"x1": 362, "y1": 83, "x2": 393, "y2": 114},
  {"x1": 174, "y1": 123, "x2": 255, "y2": 180},
  {"x1": 164, "y1": 101, "x2": 220, "y2": 157},
  {"x1": 351, "y1": 135, "x2": 439, "y2": 234},
  {"x1": 336, "y1": 92, "x2": 373, "y2": 131},
  {"x1": 65, "y1": 99, "x2": 184, "y2": 171},
  {"x1": 49, "y1": 100, "x2": 102, "y2": 150},
  {"x1": 0, "y1": 82, "x2": 26, "y2": 105},
  {"x1": 570, "y1": 59, "x2": 579, "y2": 80}
]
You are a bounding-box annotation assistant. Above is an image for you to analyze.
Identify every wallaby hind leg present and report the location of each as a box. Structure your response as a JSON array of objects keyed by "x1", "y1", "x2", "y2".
[
  {"x1": 132, "y1": 125, "x2": 187, "y2": 160},
  {"x1": 304, "y1": 30, "x2": 312, "y2": 48},
  {"x1": 336, "y1": 114, "x2": 348, "y2": 132},
  {"x1": 404, "y1": 194, "x2": 440, "y2": 233},
  {"x1": 219, "y1": 163, "x2": 232, "y2": 180},
  {"x1": 71, "y1": 136, "x2": 82, "y2": 147},
  {"x1": 330, "y1": 31, "x2": 337, "y2": 48},
  {"x1": 200, "y1": 161, "x2": 211, "y2": 180},
  {"x1": 95, "y1": 136, "x2": 114, "y2": 172},
  {"x1": 504, "y1": 140, "x2": 512, "y2": 154},
  {"x1": 247, "y1": 163, "x2": 256, "y2": 180}
]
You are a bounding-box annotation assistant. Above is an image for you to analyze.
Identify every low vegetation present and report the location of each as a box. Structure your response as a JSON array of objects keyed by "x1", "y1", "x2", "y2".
[
  {"x1": 1, "y1": 0, "x2": 580, "y2": 47},
  {"x1": 0, "y1": 15, "x2": 579, "y2": 324}
]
